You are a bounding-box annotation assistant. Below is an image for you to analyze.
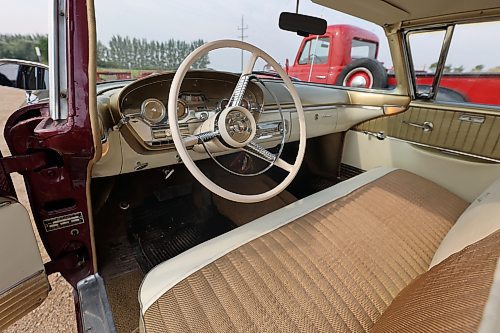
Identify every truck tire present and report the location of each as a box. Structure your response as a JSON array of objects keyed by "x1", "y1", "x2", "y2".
[{"x1": 336, "y1": 58, "x2": 387, "y2": 89}]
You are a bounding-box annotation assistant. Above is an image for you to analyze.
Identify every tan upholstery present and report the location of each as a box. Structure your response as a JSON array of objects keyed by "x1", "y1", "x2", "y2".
[
  {"x1": 355, "y1": 107, "x2": 500, "y2": 161},
  {"x1": 370, "y1": 230, "x2": 500, "y2": 333},
  {"x1": 142, "y1": 170, "x2": 467, "y2": 333}
]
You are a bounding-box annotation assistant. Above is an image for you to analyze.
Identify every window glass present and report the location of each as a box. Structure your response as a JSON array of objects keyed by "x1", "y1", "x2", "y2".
[
  {"x1": 437, "y1": 21, "x2": 500, "y2": 106},
  {"x1": 408, "y1": 30, "x2": 446, "y2": 97},
  {"x1": 351, "y1": 39, "x2": 377, "y2": 59},
  {"x1": 298, "y1": 40, "x2": 312, "y2": 65},
  {"x1": 408, "y1": 21, "x2": 500, "y2": 107},
  {"x1": 0, "y1": 64, "x2": 19, "y2": 86},
  {"x1": 95, "y1": 0, "x2": 394, "y2": 91},
  {"x1": 298, "y1": 37, "x2": 330, "y2": 65}
]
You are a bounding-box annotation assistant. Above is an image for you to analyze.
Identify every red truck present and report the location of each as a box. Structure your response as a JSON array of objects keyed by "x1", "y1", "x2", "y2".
[{"x1": 287, "y1": 24, "x2": 500, "y2": 105}]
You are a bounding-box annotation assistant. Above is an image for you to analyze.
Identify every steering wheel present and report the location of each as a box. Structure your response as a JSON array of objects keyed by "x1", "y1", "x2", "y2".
[{"x1": 168, "y1": 40, "x2": 306, "y2": 203}]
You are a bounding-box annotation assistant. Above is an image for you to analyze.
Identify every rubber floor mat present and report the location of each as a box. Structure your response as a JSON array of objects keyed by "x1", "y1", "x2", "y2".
[{"x1": 128, "y1": 195, "x2": 235, "y2": 272}]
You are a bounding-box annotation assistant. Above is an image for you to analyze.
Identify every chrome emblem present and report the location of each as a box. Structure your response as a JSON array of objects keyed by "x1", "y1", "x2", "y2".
[{"x1": 225, "y1": 110, "x2": 252, "y2": 143}]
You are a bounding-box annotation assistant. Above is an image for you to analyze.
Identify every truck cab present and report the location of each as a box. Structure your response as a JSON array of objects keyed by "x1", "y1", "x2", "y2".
[{"x1": 287, "y1": 24, "x2": 379, "y2": 85}]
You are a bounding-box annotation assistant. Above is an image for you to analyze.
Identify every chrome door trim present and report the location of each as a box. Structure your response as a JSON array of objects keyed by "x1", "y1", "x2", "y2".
[
  {"x1": 459, "y1": 114, "x2": 486, "y2": 124},
  {"x1": 49, "y1": 0, "x2": 68, "y2": 120},
  {"x1": 362, "y1": 131, "x2": 500, "y2": 163},
  {"x1": 429, "y1": 25, "x2": 455, "y2": 100},
  {"x1": 0, "y1": 270, "x2": 45, "y2": 295},
  {"x1": 264, "y1": 104, "x2": 382, "y2": 113}
]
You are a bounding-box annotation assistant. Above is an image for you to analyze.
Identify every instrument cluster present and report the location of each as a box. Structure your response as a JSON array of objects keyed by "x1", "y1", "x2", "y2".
[
  {"x1": 117, "y1": 72, "x2": 265, "y2": 150},
  {"x1": 139, "y1": 93, "x2": 260, "y2": 127}
]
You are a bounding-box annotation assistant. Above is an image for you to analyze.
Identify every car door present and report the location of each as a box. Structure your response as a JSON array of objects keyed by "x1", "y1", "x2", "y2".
[
  {"x1": 0, "y1": 60, "x2": 50, "y2": 103},
  {"x1": 0, "y1": 152, "x2": 50, "y2": 331},
  {"x1": 292, "y1": 35, "x2": 332, "y2": 84},
  {"x1": 342, "y1": 20, "x2": 500, "y2": 202}
]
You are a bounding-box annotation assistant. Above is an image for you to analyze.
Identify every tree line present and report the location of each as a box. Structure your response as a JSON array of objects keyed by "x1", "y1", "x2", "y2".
[
  {"x1": 428, "y1": 63, "x2": 492, "y2": 73},
  {"x1": 0, "y1": 34, "x2": 48, "y2": 63},
  {"x1": 97, "y1": 36, "x2": 210, "y2": 70},
  {"x1": 1, "y1": 34, "x2": 210, "y2": 70}
]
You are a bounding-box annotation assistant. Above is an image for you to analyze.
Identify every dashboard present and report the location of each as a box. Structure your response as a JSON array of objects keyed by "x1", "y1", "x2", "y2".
[{"x1": 92, "y1": 70, "x2": 394, "y2": 178}]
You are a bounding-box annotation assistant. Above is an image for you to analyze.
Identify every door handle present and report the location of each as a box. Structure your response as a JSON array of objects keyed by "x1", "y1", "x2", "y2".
[
  {"x1": 315, "y1": 75, "x2": 326, "y2": 79},
  {"x1": 402, "y1": 120, "x2": 434, "y2": 132},
  {"x1": 363, "y1": 131, "x2": 386, "y2": 140}
]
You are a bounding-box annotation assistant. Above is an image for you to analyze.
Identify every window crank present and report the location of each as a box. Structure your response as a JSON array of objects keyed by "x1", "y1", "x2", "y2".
[{"x1": 402, "y1": 120, "x2": 434, "y2": 132}]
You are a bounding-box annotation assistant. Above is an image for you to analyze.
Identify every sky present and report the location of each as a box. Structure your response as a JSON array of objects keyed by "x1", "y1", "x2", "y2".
[{"x1": 1, "y1": 0, "x2": 499, "y2": 72}]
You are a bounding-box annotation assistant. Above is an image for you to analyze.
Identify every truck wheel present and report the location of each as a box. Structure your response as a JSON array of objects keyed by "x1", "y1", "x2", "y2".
[{"x1": 336, "y1": 58, "x2": 387, "y2": 89}]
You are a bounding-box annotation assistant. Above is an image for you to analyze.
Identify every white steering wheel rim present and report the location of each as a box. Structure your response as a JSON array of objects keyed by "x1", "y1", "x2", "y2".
[{"x1": 168, "y1": 40, "x2": 306, "y2": 203}]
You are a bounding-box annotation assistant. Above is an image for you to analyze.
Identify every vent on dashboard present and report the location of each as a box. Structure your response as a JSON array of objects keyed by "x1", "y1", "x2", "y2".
[{"x1": 146, "y1": 125, "x2": 190, "y2": 148}]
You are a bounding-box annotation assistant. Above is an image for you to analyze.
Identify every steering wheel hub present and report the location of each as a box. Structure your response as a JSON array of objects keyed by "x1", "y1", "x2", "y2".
[{"x1": 218, "y1": 106, "x2": 256, "y2": 148}]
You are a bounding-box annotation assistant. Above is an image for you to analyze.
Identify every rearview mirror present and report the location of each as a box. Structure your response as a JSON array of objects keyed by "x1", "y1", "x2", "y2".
[{"x1": 279, "y1": 12, "x2": 327, "y2": 37}]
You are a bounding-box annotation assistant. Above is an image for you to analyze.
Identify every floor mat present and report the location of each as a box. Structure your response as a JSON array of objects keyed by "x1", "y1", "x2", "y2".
[
  {"x1": 128, "y1": 195, "x2": 235, "y2": 272},
  {"x1": 104, "y1": 269, "x2": 143, "y2": 333}
]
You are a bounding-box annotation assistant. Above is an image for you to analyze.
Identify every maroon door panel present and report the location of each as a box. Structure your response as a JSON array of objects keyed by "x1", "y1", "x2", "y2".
[{"x1": 3, "y1": 0, "x2": 96, "y2": 287}]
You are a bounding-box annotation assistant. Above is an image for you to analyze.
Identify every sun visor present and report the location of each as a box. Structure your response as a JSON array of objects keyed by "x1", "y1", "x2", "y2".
[
  {"x1": 312, "y1": 0, "x2": 410, "y2": 25},
  {"x1": 313, "y1": 0, "x2": 500, "y2": 26}
]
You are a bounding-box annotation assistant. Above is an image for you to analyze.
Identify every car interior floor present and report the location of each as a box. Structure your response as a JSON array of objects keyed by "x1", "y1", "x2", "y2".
[{"x1": 91, "y1": 134, "x2": 345, "y2": 332}]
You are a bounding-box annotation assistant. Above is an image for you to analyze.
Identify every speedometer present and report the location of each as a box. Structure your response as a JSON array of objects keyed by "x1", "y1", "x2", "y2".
[
  {"x1": 177, "y1": 100, "x2": 188, "y2": 120},
  {"x1": 141, "y1": 98, "x2": 166, "y2": 124},
  {"x1": 217, "y1": 98, "x2": 250, "y2": 111}
]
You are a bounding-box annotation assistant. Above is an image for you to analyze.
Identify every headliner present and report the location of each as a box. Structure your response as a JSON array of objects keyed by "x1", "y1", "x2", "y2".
[{"x1": 312, "y1": 0, "x2": 500, "y2": 26}]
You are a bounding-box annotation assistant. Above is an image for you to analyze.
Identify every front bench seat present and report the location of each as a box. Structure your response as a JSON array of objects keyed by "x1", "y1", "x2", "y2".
[{"x1": 139, "y1": 168, "x2": 469, "y2": 332}]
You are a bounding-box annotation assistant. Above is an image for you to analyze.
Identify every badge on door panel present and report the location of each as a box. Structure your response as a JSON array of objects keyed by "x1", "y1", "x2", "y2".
[{"x1": 43, "y1": 212, "x2": 84, "y2": 232}]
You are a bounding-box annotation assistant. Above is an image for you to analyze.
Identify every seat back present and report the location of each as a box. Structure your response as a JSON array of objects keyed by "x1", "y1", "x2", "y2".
[
  {"x1": 370, "y1": 230, "x2": 500, "y2": 333},
  {"x1": 431, "y1": 178, "x2": 500, "y2": 268}
]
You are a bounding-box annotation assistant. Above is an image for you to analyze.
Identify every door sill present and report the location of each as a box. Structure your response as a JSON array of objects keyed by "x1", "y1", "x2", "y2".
[{"x1": 77, "y1": 274, "x2": 116, "y2": 333}]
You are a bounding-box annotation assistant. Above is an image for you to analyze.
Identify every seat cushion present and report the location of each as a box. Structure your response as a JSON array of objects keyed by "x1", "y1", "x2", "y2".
[
  {"x1": 370, "y1": 230, "x2": 500, "y2": 333},
  {"x1": 141, "y1": 169, "x2": 468, "y2": 333}
]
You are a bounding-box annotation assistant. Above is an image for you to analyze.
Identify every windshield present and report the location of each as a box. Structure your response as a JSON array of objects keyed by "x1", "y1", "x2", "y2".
[{"x1": 94, "y1": 0, "x2": 391, "y2": 83}]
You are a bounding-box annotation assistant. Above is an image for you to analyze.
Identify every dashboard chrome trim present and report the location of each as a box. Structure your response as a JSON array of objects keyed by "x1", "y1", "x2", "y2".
[{"x1": 264, "y1": 104, "x2": 382, "y2": 113}]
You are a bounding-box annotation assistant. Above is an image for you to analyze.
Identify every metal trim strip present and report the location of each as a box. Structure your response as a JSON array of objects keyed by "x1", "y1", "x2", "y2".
[
  {"x1": 382, "y1": 134, "x2": 500, "y2": 163},
  {"x1": 77, "y1": 274, "x2": 116, "y2": 333}
]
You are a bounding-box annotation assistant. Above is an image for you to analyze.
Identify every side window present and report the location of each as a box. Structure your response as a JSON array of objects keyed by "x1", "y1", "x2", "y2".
[
  {"x1": 298, "y1": 37, "x2": 330, "y2": 65},
  {"x1": 437, "y1": 21, "x2": 500, "y2": 106},
  {"x1": 298, "y1": 40, "x2": 312, "y2": 65},
  {"x1": 407, "y1": 30, "x2": 446, "y2": 98},
  {"x1": 311, "y1": 37, "x2": 330, "y2": 65},
  {"x1": 351, "y1": 39, "x2": 377, "y2": 59},
  {"x1": 0, "y1": 64, "x2": 20, "y2": 87},
  {"x1": 408, "y1": 20, "x2": 500, "y2": 107}
]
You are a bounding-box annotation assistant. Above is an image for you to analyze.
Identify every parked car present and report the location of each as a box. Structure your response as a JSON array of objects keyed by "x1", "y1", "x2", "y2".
[
  {"x1": 0, "y1": 1, "x2": 499, "y2": 333},
  {"x1": 0, "y1": 59, "x2": 49, "y2": 103}
]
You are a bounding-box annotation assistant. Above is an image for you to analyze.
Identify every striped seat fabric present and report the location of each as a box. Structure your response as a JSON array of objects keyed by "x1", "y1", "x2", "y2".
[
  {"x1": 142, "y1": 170, "x2": 468, "y2": 333},
  {"x1": 370, "y1": 230, "x2": 500, "y2": 333}
]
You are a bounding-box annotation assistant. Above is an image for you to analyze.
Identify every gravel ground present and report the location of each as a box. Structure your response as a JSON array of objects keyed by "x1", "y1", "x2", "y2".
[{"x1": 0, "y1": 86, "x2": 77, "y2": 333}]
